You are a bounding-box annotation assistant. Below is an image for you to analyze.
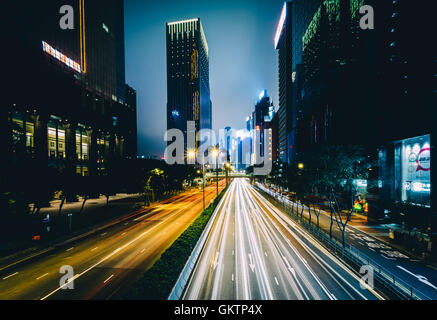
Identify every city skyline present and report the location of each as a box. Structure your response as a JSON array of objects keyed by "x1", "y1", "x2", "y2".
[
  {"x1": 125, "y1": 0, "x2": 284, "y2": 158},
  {"x1": 2, "y1": 0, "x2": 436, "y2": 306}
]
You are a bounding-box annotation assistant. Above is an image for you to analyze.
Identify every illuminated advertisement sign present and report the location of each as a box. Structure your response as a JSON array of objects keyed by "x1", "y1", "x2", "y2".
[
  {"x1": 42, "y1": 41, "x2": 81, "y2": 73},
  {"x1": 396, "y1": 134, "x2": 431, "y2": 206},
  {"x1": 274, "y1": 2, "x2": 287, "y2": 49}
]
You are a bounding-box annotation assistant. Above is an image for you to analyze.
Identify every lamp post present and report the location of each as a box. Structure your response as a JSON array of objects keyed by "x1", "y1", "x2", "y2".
[
  {"x1": 212, "y1": 147, "x2": 219, "y2": 197},
  {"x1": 225, "y1": 162, "x2": 231, "y2": 187},
  {"x1": 188, "y1": 150, "x2": 205, "y2": 212}
]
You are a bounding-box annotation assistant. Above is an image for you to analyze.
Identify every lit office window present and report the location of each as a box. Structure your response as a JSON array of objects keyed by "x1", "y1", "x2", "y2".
[
  {"x1": 75, "y1": 128, "x2": 89, "y2": 161},
  {"x1": 11, "y1": 111, "x2": 34, "y2": 154}
]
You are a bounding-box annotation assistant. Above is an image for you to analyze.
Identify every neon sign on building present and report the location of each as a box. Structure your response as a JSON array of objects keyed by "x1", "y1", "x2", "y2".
[{"x1": 42, "y1": 41, "x2": 81, "y2": 73}]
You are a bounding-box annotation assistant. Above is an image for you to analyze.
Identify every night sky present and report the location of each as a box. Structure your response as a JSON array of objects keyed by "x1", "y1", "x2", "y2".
[{"x1": 125, "y1": 0, "x2": 284, "y2": 158}]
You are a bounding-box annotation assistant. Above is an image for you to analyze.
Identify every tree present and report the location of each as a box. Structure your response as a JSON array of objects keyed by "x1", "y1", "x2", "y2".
[{"x1": 286, "y1": 145, "x2": 374, "y2": 246}]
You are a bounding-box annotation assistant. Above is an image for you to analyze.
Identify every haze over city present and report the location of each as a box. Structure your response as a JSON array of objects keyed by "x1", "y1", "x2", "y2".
[{"x1": 125, "y1": 0, "x2": 283, "y2": 157}]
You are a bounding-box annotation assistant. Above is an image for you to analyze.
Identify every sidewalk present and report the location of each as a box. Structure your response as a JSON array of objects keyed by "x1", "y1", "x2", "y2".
[
  {"x1": 29, "y1": 193, "x2": 143, "y2": 218},
  {"x1": 0, "y1": 193, "x2": 145, "y2": 265},
  {"x1": 343, "y1": 212, "x2": 433, "y2": 266}
]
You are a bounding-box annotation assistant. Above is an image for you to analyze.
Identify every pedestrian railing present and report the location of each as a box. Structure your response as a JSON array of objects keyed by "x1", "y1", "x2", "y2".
[{"x1": 255, "y1": 183, "x2": 431, "y2": 300}]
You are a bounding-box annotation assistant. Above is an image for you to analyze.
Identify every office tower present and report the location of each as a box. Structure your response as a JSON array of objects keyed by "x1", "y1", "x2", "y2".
[
  {"x1": 274, "y1": 0, "x2": 323, "y2": 164},
  {"x1": 4, "y1": 0, "x2": 136, "y2": 180},
  {"x1": 274, "y1": 2, "x2": 293, "y2": 164},
  {"x1": 166, "y1": 18, "x2": 211, "y2": 152}
]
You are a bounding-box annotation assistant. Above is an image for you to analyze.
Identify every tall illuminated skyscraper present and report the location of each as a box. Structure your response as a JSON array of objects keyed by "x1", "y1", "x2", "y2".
[
  {"x1": 166, "y1": 18, "x2": 212, "y2": 151},
  {"x1": 274, "y1": 2, "x2": 293, "y2": 164},
  {"x1": 4, "y1": 0, "x2": 136, "y2": 183},
  {"x1": 166, "y1": 18, "x2": 212, "y2": 152}
]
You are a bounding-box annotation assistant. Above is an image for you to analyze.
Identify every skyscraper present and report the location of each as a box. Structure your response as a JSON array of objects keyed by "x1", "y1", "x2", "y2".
[
  {"x1": 4, "y1": 0, "x2": 136, "y2": 181},
  {"x1": 274, "y1": 0, "x2": 323, "y2": 165},
  {"x1": 274, "y1": 2, "x2": 293, "y2": 164},
  {"x1": 166, "y1": 18, "x2": 211, "y2": 152},
  {"x1": 253, "y1": 90, "x2": 275, "y2": 160}
]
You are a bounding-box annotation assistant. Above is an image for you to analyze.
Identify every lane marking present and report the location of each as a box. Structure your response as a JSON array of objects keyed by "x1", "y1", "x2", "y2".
[
  {"x1": 251, "y1": 184, "x2": 377, "y2": 300},
  {"x1": 37, "y1": 273, "x2": 49, "y2": 280},
  {"x1": 122, "y1": 232, "x2": 127, "y2": 236},
  {"x1": 275, "y1": 277, "x2": 279, "y2": 286},
  {"x1": 397, "y1": 265, "x2": 437, "y2": 290},
  {"x1": 382, "y1": 255, "x2": 396, "y2": 260},
  {"x1": 248, "y1": 253, "x2": 255, "y2": 272},
  {"x1": 103, "y1": 274, "x2": 114, "y2": 284},
  {"x1": 2, "y1": 272, "x2": 18, "y2": 280},
  {"x1": 232, "y1": 274, "x2": 234, "y2": 282},
  {"x1": 101, "y1": 232, "x2": 107, "y2": 236},
  {"x1": 66, "y1": 247, "x2": 74, "y2": 252},
  {"x1": 91, "y1": 247, "x2": 98, "y2": 252}
]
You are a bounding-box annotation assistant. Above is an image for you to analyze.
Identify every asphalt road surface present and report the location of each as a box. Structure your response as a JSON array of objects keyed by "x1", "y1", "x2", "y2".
[
  {"x1": 0, "y1": 181, "x2": 225, "y2": 300},
  {"x1": 183, "y1": 179, "x2": 383, "y2": 300},
  {"x1": 259, "y1": 184, "x2": 437, "y2": 300}
]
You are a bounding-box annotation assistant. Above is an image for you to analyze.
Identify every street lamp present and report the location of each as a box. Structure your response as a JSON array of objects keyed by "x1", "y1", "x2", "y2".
[
  {"x1": 225, "y1": 162, "x2": 231, "y2": 187},
  {"x1": 212, "y1": 147, "x2": 219, "y2": 196},
  {"x1": 298, "y1": 163, "x2": 304, "y2": 170},
  {"x1": 188, "y1": 150, "x2": 196, "y2": 159},
  {"x1": 188, "y1": 149, "x2": 206, "y2": 212}
]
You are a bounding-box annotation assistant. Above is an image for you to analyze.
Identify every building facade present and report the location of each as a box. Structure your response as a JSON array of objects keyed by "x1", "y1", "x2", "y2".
[
  {"x1": 275, "y1": 2, "x2": 293, "y2": 165},
  {"x1": 274, "y1": 0, "x2": 323, "y2": 165},
  {"x1": 292, "y1": 0, "x2": 436, "y2": 255},
  {"x1": 166, "y1": 18, "x2": 212, "y2": 153},
  {"x1": 4, "y1": 0, "x2": 137, "y2": 184}
]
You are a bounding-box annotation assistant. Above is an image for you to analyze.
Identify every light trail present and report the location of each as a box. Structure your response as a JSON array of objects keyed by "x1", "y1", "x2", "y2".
[{"x1": 183, "y1": 179, "x2": 383, "y2": 300}]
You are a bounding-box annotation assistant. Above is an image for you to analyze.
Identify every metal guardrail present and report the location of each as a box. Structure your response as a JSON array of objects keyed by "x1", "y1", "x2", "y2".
[
  {"x1": 168, "y1": 187, "x2": 230, "y2": 300},
  {"x1": 255, "y1": 183, "x2": 431, "y2": 300}
]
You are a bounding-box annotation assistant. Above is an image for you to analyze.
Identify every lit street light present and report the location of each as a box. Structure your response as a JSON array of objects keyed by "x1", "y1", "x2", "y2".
[
  {"x1": 212, "y1": 146, "x2": 219, "y2": 196},
  {"x1": 188, "y1": 149, "x2": 206, "y2": 212},
  {"x1": 225, "y1": 162, "x2": 231, "y2": 187}
]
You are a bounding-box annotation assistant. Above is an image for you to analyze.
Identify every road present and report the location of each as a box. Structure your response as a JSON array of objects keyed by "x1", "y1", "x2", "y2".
[
  {"x1": 183, "y1": 179, "x2": 383, "y2": 300},
  {"x1": 258, "y1": 183, "x2": 437, "y2": 300},
  {"x1": 0, "y1": 181, "x2": 225, "y2": 300}
]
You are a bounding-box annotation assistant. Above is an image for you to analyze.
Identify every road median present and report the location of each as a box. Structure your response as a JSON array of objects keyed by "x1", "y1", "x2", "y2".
[{"x1": 120, "y1": 184, "x2": 230, "y2": 300}]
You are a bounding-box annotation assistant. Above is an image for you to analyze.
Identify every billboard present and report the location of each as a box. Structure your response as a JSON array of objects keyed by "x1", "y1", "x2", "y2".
[
  {"x1": 42, "y1": 41, "x2": 81, "y2": 73},
  {"x1": 395, "y1": 134, "x2": 431, "y2": 206}
]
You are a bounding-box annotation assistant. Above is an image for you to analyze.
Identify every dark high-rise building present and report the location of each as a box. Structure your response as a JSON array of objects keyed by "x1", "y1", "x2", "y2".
[
  {"x1": 224, "y1": 126, "x2": 232, "y2": 161},
  {"x1": 124, "y1": 85, "x2": 138, "y2": 160},
  {"x1": 4, "y1": 0, "x2": 136, "y2": 182},
  {"x1": 274, "y1": 0, "x2": 323, "y2": 165},
  {"x1": 290, "y1": 0, "x2": 324, "y2": 161},
  {"x1": 274, "y1": 2, "x2": 293, "y2": 164},
  {"x1": 166, "y1": 18, "x2": 211, "y2": 152},
  {"x1": 294, "y1": 0, "x2": 437, "y2": 252},
  {"x1": 254, "y1": 90, "x2": 275, "y2": 159},
  {"x1": 298, "y1": 0, "x2": 372, "y2": 150}
]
